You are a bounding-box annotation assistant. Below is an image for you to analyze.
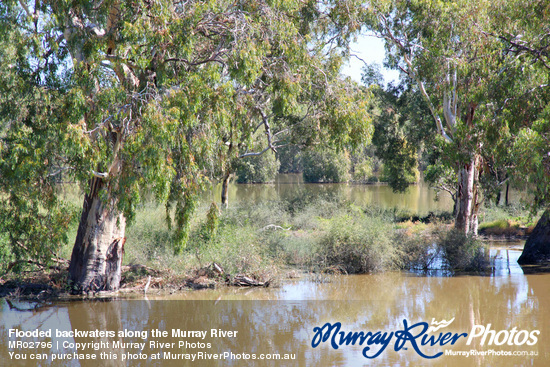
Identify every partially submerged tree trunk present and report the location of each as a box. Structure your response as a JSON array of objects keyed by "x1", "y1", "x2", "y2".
[
  {"x1": 517, "y1": 210, "x2": 550, "y2": 265},
  {"x1": 68, "y1": 177, "x2": 126, "y2": 293},
  {"x1": 455, "y1": 155, "x2": 481, "y2": 235},
  {"x1": 221, "y1": 171, "x2": 230, "y2": 208}
]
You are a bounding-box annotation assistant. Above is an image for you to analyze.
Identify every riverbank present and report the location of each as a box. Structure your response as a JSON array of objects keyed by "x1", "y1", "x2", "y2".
[
  {"x1": 1, "y1": 196, "x2": 538, "y2": 300},
  {"x1": 0, "y1": 262, "x2": 277, "y2": 300}
]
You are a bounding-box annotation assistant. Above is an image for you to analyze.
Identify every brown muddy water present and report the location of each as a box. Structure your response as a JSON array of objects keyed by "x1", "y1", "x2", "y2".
[
  {"x1": 1, "y1": 245, "x2": 549, "y2": 366},
  {"x1": 0, "y1": 177, "x2": 542, "y2": 366}
]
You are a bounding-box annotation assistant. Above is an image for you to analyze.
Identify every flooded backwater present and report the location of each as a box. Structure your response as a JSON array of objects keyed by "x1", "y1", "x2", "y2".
[
  {"x1": 1, "y1": 177, "x2": 546, "y2": 366},
  {"x1": 2, "y1": 247, "x2": 549, "y2": 366},
  {"x1": 203, "y1": 174, "x2": 456, "y2": 215}
]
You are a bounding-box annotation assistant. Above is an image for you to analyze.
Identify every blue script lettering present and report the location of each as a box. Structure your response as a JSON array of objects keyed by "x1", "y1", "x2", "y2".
[
  {"x1": 394, "y1": 320, "x2": 442, "y2": 359},
  {"x1": 311, "y1": 322, "x2": 393, "y2": 358},
  {"x1": 311, "y1": 319, "x2": 468, "y2": 360},
  {"x1": 311, "y1": 322, "x2": 342, "y2": 349},
  {"x1": 361, "y1": 331, "x2": 394, "y2": 359}
]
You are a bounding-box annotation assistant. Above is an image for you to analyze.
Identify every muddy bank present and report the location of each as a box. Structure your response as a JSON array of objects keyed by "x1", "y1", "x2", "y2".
[{"x1": 0, "y1": 262, "x2": 278, "y2": 300}]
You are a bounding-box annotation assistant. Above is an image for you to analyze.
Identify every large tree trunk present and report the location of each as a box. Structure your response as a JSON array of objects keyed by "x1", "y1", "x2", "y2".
[
  {"x1": 454, "y1": 155, "x2": 481, "y2": 235},
  {"x1": 68, "y1": 177, "x2": 126, "y2": 293},
  {"x1": 517, "y1": 210, "x2": 550, "y2": 265}
]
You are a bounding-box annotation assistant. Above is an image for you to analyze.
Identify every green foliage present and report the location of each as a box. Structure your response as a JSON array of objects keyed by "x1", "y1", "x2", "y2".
[
  {"x1": 365, "y1": 76, "x2": 432, "y2": 193},
  {"x1": 203, "y1": 202, "x2": 221, "y2": 243},
  {"x1": 0, "y1": 232, "x2": 14, "y2": 274},
  {"x1": 424, "y1": 160, "x2": 457, "y2": 202},
  {"x1": 512, "y1": 112, "x2": 550, "y2": 210},
  {"x1": 236, "y1": 151, "x2": 280, "y2": 183},
  {"x1": 361, "y1": 63, "x2": 384, "y2": 87},
  {"x1": 302, "y1": 148, "x2": 351, "y2": 183},
  {"x1": 0, "y1": 196, "x2": 78, "y2": 269},
  {"x1": 379, "y1": 160, "x2": 419, "y2": 189},
  {"x1": 119, "y1": 192, "x2": 503, "y2": 277},
  {"x1": 0, "y1": 0, "x2": 374, "y2": 270},
  {"x1": 352, "y1": 157, "x2": 374, "y2": 183},
  {"x1": 168, "y1": 192, "x2": 197, "y2": 255},
  {"x1": 315, "y1": 211, "x2": 399, "y2": 273},
  {"x1": 438, "y1": 230, "x2": 489, "y2": 271},
  {"x1": 277, "y1": 145, "x2": 303, "y2": 173},
  {"x1": 366, "y1": 0, "x2": 550, "y2": 223}
]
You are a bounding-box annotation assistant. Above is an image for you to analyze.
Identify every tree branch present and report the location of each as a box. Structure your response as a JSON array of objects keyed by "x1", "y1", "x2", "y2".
[
  {"x1": 18, "y1": 0, "x2": 32, "y2": 19},
  {"x1": 47, "y1": 167, "x2": 74, "y2": 177},
  {"x1": 91, "y1": 170, "x2": 109, "y2": 178},
  {"x1": 376, "y1": 11, "x2": 453, "y2": 143}
]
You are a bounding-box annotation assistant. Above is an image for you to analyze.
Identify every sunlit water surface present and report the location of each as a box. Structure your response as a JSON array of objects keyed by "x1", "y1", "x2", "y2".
[{"x1": 1, "y1": 176, "x2": 544, "y2": 366}]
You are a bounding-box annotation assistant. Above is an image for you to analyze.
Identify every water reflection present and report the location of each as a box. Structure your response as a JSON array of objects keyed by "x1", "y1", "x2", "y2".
[
  {"x1": 202, "y1": 174, "x2": 455, "y2": 215},
  {"x1": 1, "y1": 248, "x2": 548, "y2": 366}
]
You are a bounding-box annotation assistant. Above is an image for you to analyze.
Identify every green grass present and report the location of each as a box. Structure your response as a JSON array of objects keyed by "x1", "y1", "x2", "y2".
[
  {"x1": 118, "y1": 194, "x2": 493, "y2": 277},
  {"x1": 479, "y1": 203, "x2": 540, "y2": 228},
  {"x1": 14, "y1": 186, "x2": 517, "y2": 279}
]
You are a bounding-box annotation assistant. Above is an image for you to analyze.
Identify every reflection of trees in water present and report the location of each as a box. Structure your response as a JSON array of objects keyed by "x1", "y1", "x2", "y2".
[
  {"x1": 204, "y1": 174, "x2": 455, "y2": 214},
  {"x1": 1, "y1": 268, "x2": 548, "y2": 366},
  {"x1": 523, "y1": 273, "x2": 550, "y2": 361},
  {"x1": 67, "y1": 299, "x2": 125, "y2": 367},
  {"x1": 121, "y1": 300, "x2": 344, "y2": 367},
  {"x1": 0, "y1": 299, "x2": 63, "y2": 366},
  {"x1": 273, "y1": 272, "x2": 544, "y2": 366}
]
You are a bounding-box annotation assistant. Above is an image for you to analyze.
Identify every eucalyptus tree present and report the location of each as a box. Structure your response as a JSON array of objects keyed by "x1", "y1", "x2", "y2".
[
  {"x1": 364, "y1": 0, "x2": 511, "y2": 235},
  {"x1": 483, "y1": 0, "x2": 550, "y2": 263},
  {"x1": 213, "y1": 2, "x2": 372, "y2": 207},
  {"x1": 0, "y1": 0, "x2": 372, "y2": 291},
  {"x1": 215, "y1": 67, "x2": 371, "y2": 207}
]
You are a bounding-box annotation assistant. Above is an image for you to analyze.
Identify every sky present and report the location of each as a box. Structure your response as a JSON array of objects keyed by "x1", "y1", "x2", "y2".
[{"x1": 340, "y1": 34, "x2": 400, "y2": 85}]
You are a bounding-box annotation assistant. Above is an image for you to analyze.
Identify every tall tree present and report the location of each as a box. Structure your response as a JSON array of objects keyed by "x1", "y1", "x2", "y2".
[
  {"x1": 212, "y1": 0, "x2": 372, "y2": 207},
  {"x1": 364, "y1": 0, "x2": 509, "y2": 234},
  {"x1": 0, "y1": 0, "x2": 372, "y2": 291},
  {"x1": 482, "y1": 0, "x2": 550, "y2": 264}
]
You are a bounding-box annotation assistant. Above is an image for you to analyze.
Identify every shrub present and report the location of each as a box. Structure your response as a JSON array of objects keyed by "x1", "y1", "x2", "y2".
[
  {"x1": 394, "y1": 227, "x2": 440, "y2": 271},
  {"x1": 236, "y1": 151, "x2": 280, "y2": 183},
  {"x1": 302, "y1": 149, "x2": 350, "y2": 183},
  {"x1": 314, "y1": 211, "x2": 399, "y2": 273},
  {"x1": 367, "y1": 175, "x2": 379, "y2": 183},
  {"x1": 438, "y1": 230, "x2": 489, "y2": 271}
]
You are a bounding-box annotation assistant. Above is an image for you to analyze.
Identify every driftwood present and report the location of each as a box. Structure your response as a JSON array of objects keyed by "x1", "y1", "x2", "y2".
[
  {"x1": 231, "y1": 274, "x2": 269, "y2": 287},
  {"x1": 143, "y1": 276, "x2": 152, "y2": 294},
  {"x1": 194, "y1": 263, "x2": 270, "y2": 287}
]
